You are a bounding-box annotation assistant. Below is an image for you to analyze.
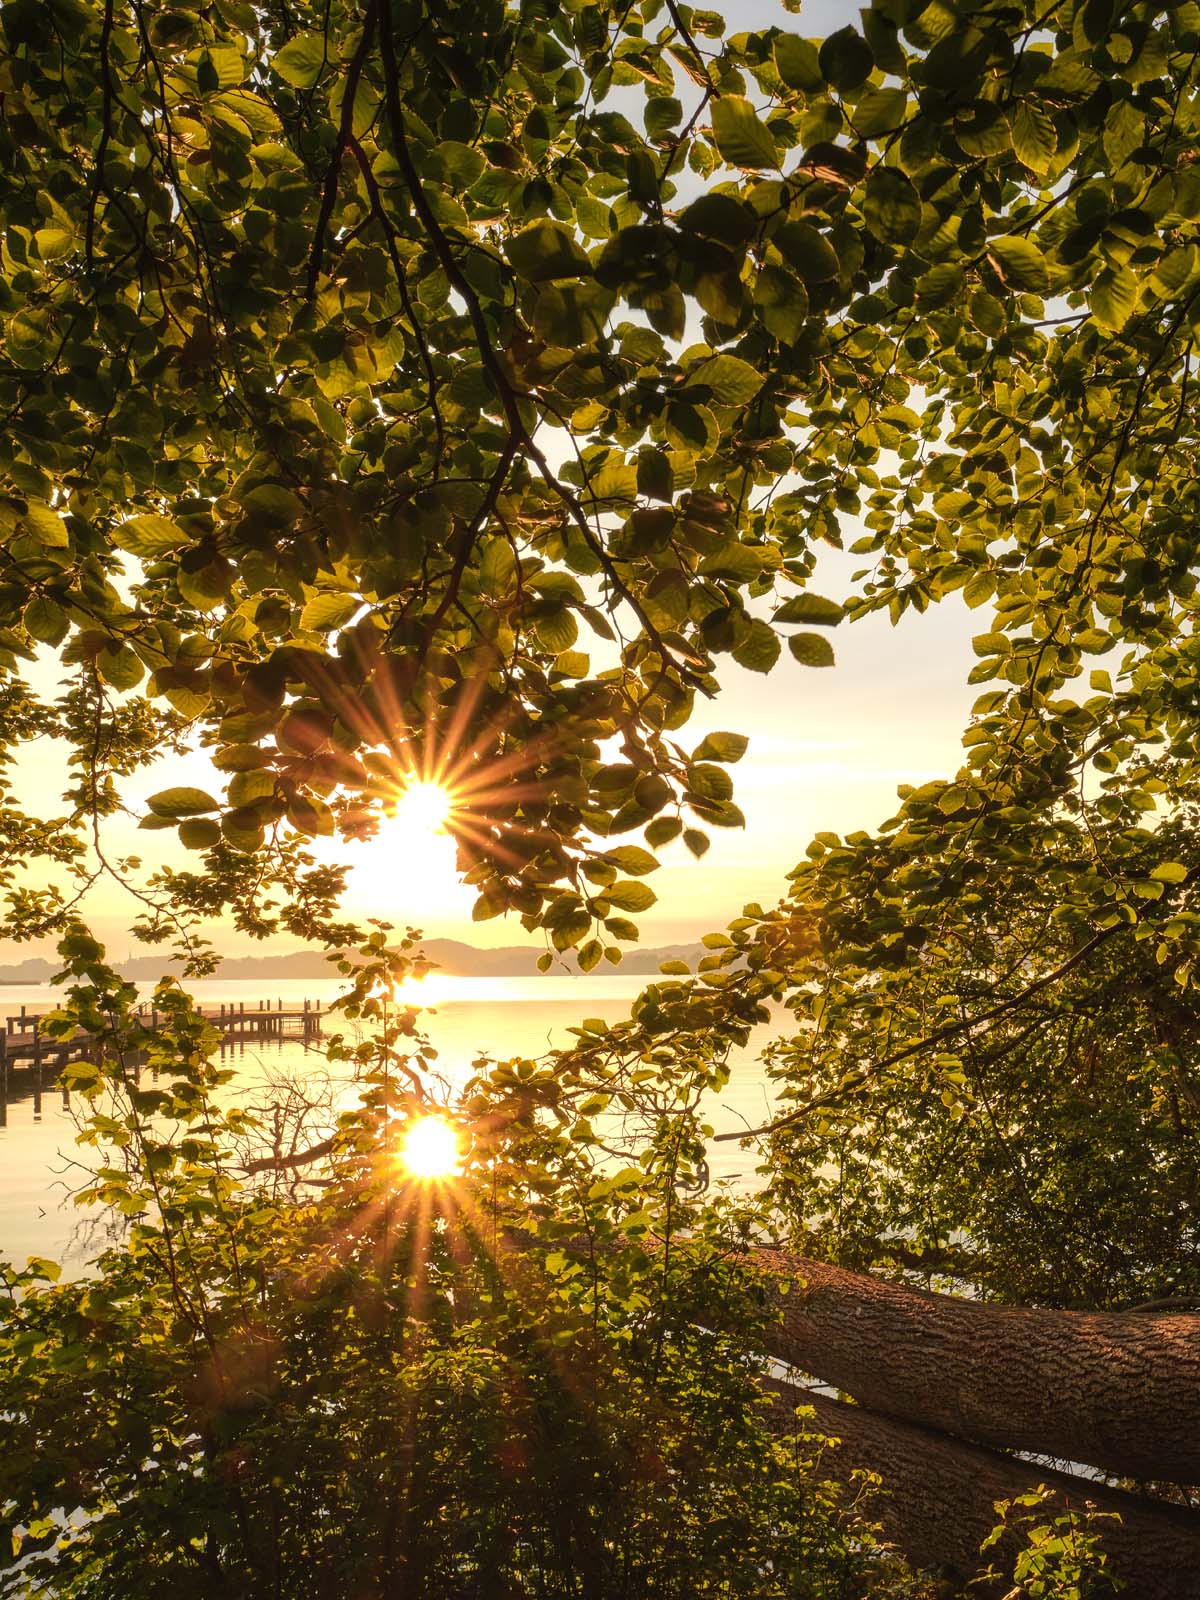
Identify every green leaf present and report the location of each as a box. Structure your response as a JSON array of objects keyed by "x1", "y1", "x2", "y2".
[
  {"x1": 852, "y1": 86, "x2": 907, "y2": 138},
  {"x1": 533, "y1": 281, "x2": 614, "y2": 345},
  {"x1": 97, "y1": 644, "x2": 144, "y2": 690},
  {"x1": 774, "y1": 593, "x2": 845, "y2": 626},
  {"x1": 217, "y1": 739, "x2": 273, "y2": 771},
  {"x1": 24, "y1": 1255, "x2": 61, "y2": 1282},
  {"x1": 645, "y1": 97, "x2": 682, "y2": 140},
  {"x1": 591, "y1": 460, "x2": 638, "y2": 503},
  {"x1": 989, "y1": 235, "x2": 1050, "y2": 293},
  {"x1": 604, "y1": 879, "x2": 657, "y2": 912},
  {"x1": 1009, "y1": 100, "x2": 1057, "y2": 174},
  {"x1": 300, "y1": 591, "x2": 358, "y2": 632},
  {"x1": 788, "y1": 632, "x2": 836, "y2": 667},
  {"x1": 711, "y1": 97, "x2": 779, "y2": 170},
  {"x1": 863, "y1": 168, "x2": 922, "y2": 244},
  {"x1": 22, "y1": 596, "x2": 67, "y2": 645},
  {"x1": 700, "y1": 799, "x2": 745, "y2": 829},
  {"x1": 551, "y1": 909, "x2": 592, "y2": 950},
  {"x1": 774, "y1": 34, "x2": 822, "y2": 92},
  {"x1": 22, "y1": 500, "x2": 69, "y2": 547},
  {"x1": 114, "y1": 515, "x2": 190, "y2": 559},
  {"x1": 240, "y1": 483, "x2": 304, "y2": 524},
  {"x1": 644, "y1": 816, "x2": 682, "y2": 847},
  {"x1": 178, "y1": 817, "x2": 221, "y2": 850},
  {"x1": 963, "y1": 572, "x2": 995, "y2": 609},
  {"x1": 665, "y1": 401, "x2": 717, "y2": 453},
  {"x1": 506, "y1": 220, "x2": 592, "y2": 282},
  {"x1": 819, "y1": 26, "x2": 874, "y2": 91},
  {"x1": 916, "y1": 259, "x2": 964, "y2": 314},
  {"x1": 1103, "y1": 97, "x2": 1143, "y2": 168},
  {"x1": 179, "y1": 564, "x2": 230, "y2": 612},
  {"x1": 693, "y1": 731, "x2": 749, "y2": 763},
  {"x1": 774, "y1": 222, "x2": 840, "y2": 285},
  {"x1": 35, "y1": 223, "x2": 74, "y2": 260},
  {"x1": 753, "y1": 265, "x2": 809, "y2": 342},
  {"x1": 479, "y1": 538, "x2": 518, "y2": 595},
  {"x1": 973, "y1": 631, "x2": 1009, "y2": 656},
  {"x1": 440, "y1": 141, "x2": 487, "y2": 187},
  {"x1": 1090, "y1": 265, "x2": 1139, "y2": 332},
  {"x1": 1151, "y1": 862, "x2": 1189, "y2": 883},
  {"x1": 223, "y1": 810, "x2": 266, "y2": 852},
  {"x1": 731, "y1": 618, "x2": 780, "y2": 673},
  {"x1": 954, "y1": 103, "x2": 1012, "y2": 159},
  {"x1": 679, "y1": 193, "x2": 757, "y2": 245},
  {"x1": 1150, "y1": 245, "x2": 1199, "y2": 299},
  {"x1": 533, "y1": 608, "x2": 579, "y2": 653},
  {"x1": 637, "y1": 448, "x2": 673, "y2": 502},
  {"x1": 603, "y1": 845, "x2": 659, "y2": 876},
  {"x1": 228, "y1": 768, "x2": 276, "y2": 807},
  {"x1": 644, "y1": 284, "x2": 686, "y2": 340},
  {"x1": 287, "y1": 793, "x2": 335, "y2": 835},
  {"x1": 969, "y1": 289, "x2": 1007, "y2": 337},
  {"x1": 693, "y1": 354, "x2": 764, "y2": 405},
  {"x1": 147, "y1": 786, "x2": 220, "y2": 818},
  {"x1": 688, "y1": 762, "x2": 734, "y2": 802},
  {"x1": 1073, "y1": 627, "x2": 1113, "y2": 653},
  {"x1": 273, "y1": 31, "x2": 328, "y2": 89}
]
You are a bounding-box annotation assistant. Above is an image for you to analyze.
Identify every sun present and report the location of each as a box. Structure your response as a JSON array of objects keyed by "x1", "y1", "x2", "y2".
[
  {"x1": 391, "y1": 778, "x2": 453, "y2": 837},
  {"x1": 339, "y1": 775, "x2": 474, "y2": 923},
  {"x1": 398, "y1": 1115, "x2": 461, "y2": 1180}
]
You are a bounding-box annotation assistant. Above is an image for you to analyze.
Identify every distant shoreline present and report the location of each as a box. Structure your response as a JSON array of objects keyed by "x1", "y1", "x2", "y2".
[{"x1": 0, "y1": 937, "x2": 706, "y2": 987}]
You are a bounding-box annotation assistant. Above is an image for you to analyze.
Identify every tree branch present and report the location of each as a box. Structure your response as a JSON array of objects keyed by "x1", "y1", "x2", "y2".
[
  {"x1": 765, "y1": 1378, "x2": 1200, "y2": 1600},
  {"x1": 374, "y1": 0, "x2": 707, "y2": 688},
  {"x1": 717, "y1": 923, "x2": 1121, "y2": 1142},
  {"x1": 306, "y1": 2, "x2": 379, "y2": 298}
]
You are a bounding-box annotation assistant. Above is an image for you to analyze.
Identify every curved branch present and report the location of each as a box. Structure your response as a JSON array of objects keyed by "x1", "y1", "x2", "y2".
[
  {"x1": 374, "y1": 0, "x2": 707, "y2": 689},
  {"x1": 717, "y1": 923, "x2": 1122, "y2": 1141},
  {"x1": 767, "y1": 1379, "x2": 1200, "y2": 1600},
  {"x1": 751, "y1": 1250, "x2": 1200, "y2": 1483},
  {"x1": 306, "y1": 2, "x2": 379, "y2": 297},
  {"x1": 243, "y1": 1135, "x2": 336, "y2": 1176}
]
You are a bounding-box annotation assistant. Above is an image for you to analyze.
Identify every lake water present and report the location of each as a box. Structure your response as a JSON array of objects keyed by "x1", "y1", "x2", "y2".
[{"x1": 0, "y1": 975, "x2": 779, "y2": 1270}]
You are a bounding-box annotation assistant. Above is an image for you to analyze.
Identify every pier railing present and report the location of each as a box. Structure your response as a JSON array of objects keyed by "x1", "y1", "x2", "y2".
[
  {"x1": 0, "y1": 999, "x2": 325, "y2": 1126},
  {"x1": 0, "y1": 997, "x2": 324, "y2": 1070}
]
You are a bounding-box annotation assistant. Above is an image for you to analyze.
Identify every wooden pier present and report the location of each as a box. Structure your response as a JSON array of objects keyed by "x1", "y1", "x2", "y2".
[{"x1": 0, "y1": 998, "x2": 324, "y2": 1124}]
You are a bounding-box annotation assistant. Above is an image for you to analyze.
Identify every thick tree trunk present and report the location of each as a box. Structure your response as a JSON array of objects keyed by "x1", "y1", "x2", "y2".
[
  {"x1": 765, "y1": 1380, "x2": 1200, "y2": 1600},
  {"x1": 753, "y1": 1251, "x2": 1200, "y2": 1482}
]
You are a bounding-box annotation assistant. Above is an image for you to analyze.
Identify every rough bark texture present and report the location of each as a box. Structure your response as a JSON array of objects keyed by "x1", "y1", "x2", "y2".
[
  {"x1": 765, "y1": 1380, "x2": 1200, "y2": 1600},
  {"x1": 754, "y1": 1251, "x2": 1200, "y2": 1482}
]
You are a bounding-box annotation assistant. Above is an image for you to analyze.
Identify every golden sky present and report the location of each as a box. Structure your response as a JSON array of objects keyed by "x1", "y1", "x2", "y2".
[{"x1": 2, "y1": 562, "x2": 979, "y2": 958}]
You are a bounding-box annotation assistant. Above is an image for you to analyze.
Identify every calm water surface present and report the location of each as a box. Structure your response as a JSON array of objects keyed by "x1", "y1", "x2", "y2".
[{"x1": 0, "y1": 975, "x2": 779, "y2": 1270}]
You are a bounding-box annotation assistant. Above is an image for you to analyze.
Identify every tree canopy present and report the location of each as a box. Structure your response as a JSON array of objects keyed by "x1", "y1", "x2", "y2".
[
  {"x1": 3, "y1": 0, "x2": 1199, "y2": 965},
  {"x1": 3, "y1": 0, "x2": 1200, "y2": 1593}
]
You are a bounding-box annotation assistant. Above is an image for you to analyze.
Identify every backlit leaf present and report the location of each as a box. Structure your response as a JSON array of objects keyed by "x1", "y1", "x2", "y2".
[
  {"x1": 147, "y1": 787, "x2": 220, "y2": 818},
  {"x1": 507, "y1": 220, "x2": 592, "y2": 282},
  {"x1": 273, "y1": 31, "x2": 328, "y2": 88},
  {"x1": 711, "y1": 97, "x2": 779, "y2": 170},
  {"x1": 788, "y1": 632, "x2": 836, "y2": 667},
  {"x1": 114, "y1": 515, "x2": 190, "y2": 560}
]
